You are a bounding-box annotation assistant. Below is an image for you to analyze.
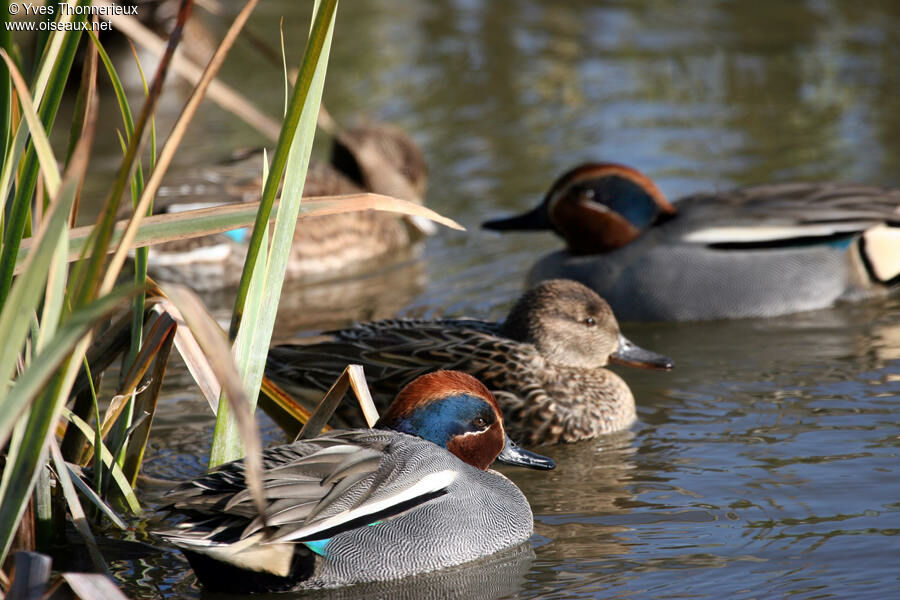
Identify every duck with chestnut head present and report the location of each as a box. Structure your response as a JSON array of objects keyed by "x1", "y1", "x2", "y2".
[
  {"x1": 483, "y1": 163, "x2": 900, "y2": 321},
  {"x1": 266, "y1": 279, "x2": 673, "y2": 446},
  {"x1": 158, "y1": 371, "x2": 553, "y2": 593}
]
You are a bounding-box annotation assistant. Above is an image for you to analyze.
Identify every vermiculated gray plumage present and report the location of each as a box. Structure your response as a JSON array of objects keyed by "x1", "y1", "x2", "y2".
[
  {"x1": 529, "y1": 182, "x2": 900, "y2": 320},
  {"x1": 158, "y1": 430, "x2": 533, "y2": 591}
]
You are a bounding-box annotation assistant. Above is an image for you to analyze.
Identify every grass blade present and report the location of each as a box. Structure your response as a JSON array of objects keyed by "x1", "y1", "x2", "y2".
[
  {"x1": 59, "y1": 409, "x2": 141, "y2": 514},
  {"x1": 48, "y1": 439, "x2": 108, "y2": 575},
  {"x1": 0, "y1": 0, "x2": 88, "y2": 306},
  {"x1": 0, "y1": 77, "x2": 100, "y2": 439},
  {"x1": 0, "y1": 286, "x2": 137, "y2": 451},
  {"x1": 58, "y1": 573, "x2": 129, "y2": 600},
  {"x1": 151, "y1": 298, "x2": 221, "y2": 412},
  {"x1": 85, "y1": 30, "x2": 136, "y2": 150},
  {"x1": 212, "y1": 0, "x2": 339, "y2": 465},
  {"x1": 99, "y1": 0, "x2": 261, "y2": 296},
  {"x1": 63, "y1": 464, "x2": 127, "y2": 530},
  {"x1": 0, "y1": 0, "x2": 80, "y2": 212},
  {"x1": 348, "y1": 364, "x2": 379, "y2": 427},
  {"x1": 161, "y1": 285, "x2": 266, "y2": 523},
  {"x1": 258, "y1": 376, "x2": 317, "y2": 437},
  {"x1": 295, "y1": 367, "x2": 350, "y2": 441},
  {"x1": 14, "y1": 194, "x2": 461, "y2": 275},
  {"x1": 68, "y1": 0, "x2": 192, "y2": 309},
  {"x1": 229, "y1": 0, "x2": 339, "y2": 338},
  {"x1": 210, "y1": 216, "x2": 268, "y2": 465},
  {"x1": 6, "y1": 551, "x2": 51, "y2": 600},
  {"x1": 0, "y1": 10, "x2": 10, "y2": 162},
  {"x1": 0, "y1": 50, "x2": 60, "y2": 196},
  {"x1": 0, "y1": 179, "x2": 78, "y2": 407},
  {"x1": 94, "y1": 0, "x2": 279, "y2": 141},
  {"x1": 295, "y1": 365, "x2": 377, "y2": 441},
  {"x1": 121, "y1": 313, "x2": 176, "y2": 485},
  {"x1": 0, "y1": 23, "x2": 100, "y2": 559},
  {"x1": 110, "y1": 311, "x2": 176, "y2": 419}
]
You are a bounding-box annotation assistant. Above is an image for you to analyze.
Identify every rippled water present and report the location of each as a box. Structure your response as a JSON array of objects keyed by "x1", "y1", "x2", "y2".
[{"x1": 84, "y1": 1, "x2": 900, "y2": 598}]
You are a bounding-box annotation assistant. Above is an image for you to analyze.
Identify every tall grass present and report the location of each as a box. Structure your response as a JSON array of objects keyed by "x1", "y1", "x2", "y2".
[
  {"x1": 211, "y1": 0, "x2": 337, "y2": 467},
  {"x1": 0, "y1": 0, "x2": 459, "y2": 593}
]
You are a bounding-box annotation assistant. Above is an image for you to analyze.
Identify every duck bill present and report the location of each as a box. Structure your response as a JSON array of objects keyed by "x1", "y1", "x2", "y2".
[
  {"x1": 610, "y1": 333, "x2": 674, "y2": 371},
  {"x1": 496, "y1": 436, "x2": 556, "y2": 470},
  {"x1": 482, "y1": 203, "x2": 552, "y2": 231}
]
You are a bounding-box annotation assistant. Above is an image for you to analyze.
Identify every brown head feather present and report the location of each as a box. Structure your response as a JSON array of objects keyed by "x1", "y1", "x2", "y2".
[
  {"x1": 545, "y1": 162, "x2": 674, "y2": 215},
  {"x1": 381, "y1": 370, "x2": 502, "y2": 423}
]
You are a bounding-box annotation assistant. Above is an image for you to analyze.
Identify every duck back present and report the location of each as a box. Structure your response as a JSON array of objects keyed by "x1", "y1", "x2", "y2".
[{"x1": 162, "y1": 430, "x2": 533, "y2": 591}]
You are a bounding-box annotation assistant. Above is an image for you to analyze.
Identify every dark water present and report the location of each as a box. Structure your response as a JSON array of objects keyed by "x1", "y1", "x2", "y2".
[{"x1": 85, "y1": 1, "x2": 900, "y2": 598}]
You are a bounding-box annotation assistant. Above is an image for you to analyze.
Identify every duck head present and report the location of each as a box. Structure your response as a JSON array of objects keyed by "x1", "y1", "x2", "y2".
[
  {"x1": 483, "y1": 163, "x2": 676, "y2": 255},
  {"x1": 331, "y1": 124, "x2": 428, "y2": 205},
  {"x1": 500, "y1": 280, "x2": 674, "y2": 371},
  {"x1": 376, "y1": 371, "x2": 555, "y2": 471}
]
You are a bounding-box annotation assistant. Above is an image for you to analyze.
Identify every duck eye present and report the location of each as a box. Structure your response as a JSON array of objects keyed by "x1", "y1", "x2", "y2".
[
  {"x1": 473, "y1": 417, "x2": 487, "y2": 428},
  {"x1": 584, "y1": 316, "x2": 596, "y2": 327}
]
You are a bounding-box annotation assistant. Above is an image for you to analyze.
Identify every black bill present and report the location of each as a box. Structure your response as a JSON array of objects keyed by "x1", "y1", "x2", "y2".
[
  {"x1": 482, "y1": 203, "x2": 552, "y2": 231},
  {"x1": 609, "y1": 332, "x2": 674, "y2": 370},
  {"x1": 496, "y1": 436, "x2": 556, "y2": 470}
]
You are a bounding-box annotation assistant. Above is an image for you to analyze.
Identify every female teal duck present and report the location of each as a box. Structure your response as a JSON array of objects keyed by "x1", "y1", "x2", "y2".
[
  {"x1": 265, "y1": 280, "x2": 673, "y2": 446},
  {"x1": 149, "y1": 123, "x2": 430, "y2": 291},
  {"x1": 483, "y1": 163, "x2": 900, "y2": 321},
  {"x1": 158, "y1": 371, "x2": 553, "y2": 593}
]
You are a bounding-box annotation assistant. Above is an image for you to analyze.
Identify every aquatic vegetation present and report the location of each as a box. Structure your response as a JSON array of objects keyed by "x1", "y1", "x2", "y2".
[{"x1": 0, "y1": 1, "x2": 455, "y2": 593}]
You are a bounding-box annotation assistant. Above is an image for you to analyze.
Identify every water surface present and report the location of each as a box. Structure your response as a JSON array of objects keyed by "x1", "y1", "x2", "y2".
[{"x1": 88, "y1": 1, "x2": 900, "y2": 598}]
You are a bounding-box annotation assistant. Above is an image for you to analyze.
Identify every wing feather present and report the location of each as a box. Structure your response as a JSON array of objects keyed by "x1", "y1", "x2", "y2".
[
  {"x1": 159, "y1": 432, "x2": 457, "y2": 551},
  {"x1": 264, "y1": 319, "x2": 532, "y2": 427},
  {"x1": 675, "y1": 182, "x2": 900, "y2": 247}
]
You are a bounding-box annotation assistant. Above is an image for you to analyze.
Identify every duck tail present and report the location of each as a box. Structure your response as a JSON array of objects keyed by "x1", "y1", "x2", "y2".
[
  {"x1": 860, "y1": 224, "x2": 900, "y2": 285},
  {"x1": 178, "y1": 542, "x2": 316, "y2": 593}
]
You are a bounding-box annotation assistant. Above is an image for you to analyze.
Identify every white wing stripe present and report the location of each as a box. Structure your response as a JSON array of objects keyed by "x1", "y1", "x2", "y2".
[
  {"x1": 683, "y1": 222, "x2": 873, "y2": 244},
  {"x1": 273, "y1": 469, "x2": 458, "y2": 543}
]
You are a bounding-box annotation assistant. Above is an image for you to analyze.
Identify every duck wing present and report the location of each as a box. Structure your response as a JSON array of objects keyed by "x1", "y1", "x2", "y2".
[
  {"x1": 265, "y1": 318, "x2": 510, "y2": 400},
  {"x1": 159, "y1": 430, "x2": 456, "y2": 547},
  {"x1": 674, "y1": 182, "x2": 900, "y2": 247}
]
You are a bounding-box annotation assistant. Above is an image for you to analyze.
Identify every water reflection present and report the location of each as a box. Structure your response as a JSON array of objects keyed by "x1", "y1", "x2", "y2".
[
  {"x1": 117, "y1": 534, "x2": 534, "y2": 600},
  {"x1": 497, "y1": 430, "x2": 639, "y2": 576},
  {"x1": 271, "y1": 543, "x2": 533, "y2": 600},
  {"x1": 194, "y1": 254, "x2": 427, "y2": 337},
  {"x1": 619, "y1": 301, "x2": 900, "y2": 595},
  {"x1": 82, "y1": 0, "x2": 900, "y2": 597}
]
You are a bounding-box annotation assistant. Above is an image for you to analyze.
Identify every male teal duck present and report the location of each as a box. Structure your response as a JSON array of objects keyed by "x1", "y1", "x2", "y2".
[
  {"x1": 148, "y1": 123, "x2": 430, "y2": 291},
  {"x1": 157, "y1": 371, "x2": 553, "y2": 593},
  {"x1": 483, "y1": 163, "x2": 900, "y2": 321},
  {"x1": 265, "y1": 279, "x2": 673, "y2": 446}
]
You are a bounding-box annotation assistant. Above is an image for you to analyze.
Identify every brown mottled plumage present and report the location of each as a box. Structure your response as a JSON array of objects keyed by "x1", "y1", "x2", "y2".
[
  {"x1": 146, "y1": 124, "x2": 429, "y2": 291},
  {"x1": 266, "y1": 280, "x2": 673, "y2": 445}
]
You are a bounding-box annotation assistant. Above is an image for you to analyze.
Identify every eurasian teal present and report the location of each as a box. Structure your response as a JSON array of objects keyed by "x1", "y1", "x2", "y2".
[
  {"x1": 147, "y1": 123, "x2": 430, "y2": 291},
  {"x1": 158, "y1": 371, "x2": 553, "y2": 593},
  {"x1": 483, "y1": 163, "x2": 900, "y2": 321},
  {"x1": 265, "y1": 279, "x2": 673, "y2": 445}
]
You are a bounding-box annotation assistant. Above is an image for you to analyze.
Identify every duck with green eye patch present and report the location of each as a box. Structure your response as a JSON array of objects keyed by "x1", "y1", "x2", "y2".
[
  {"x1": 484, "y1": 162, "x2": 900, "y2": 321},
  {"x1": 157, "y1": 371, "x2": 553, "y2": 593}
]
